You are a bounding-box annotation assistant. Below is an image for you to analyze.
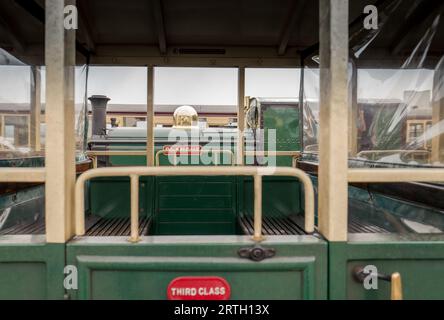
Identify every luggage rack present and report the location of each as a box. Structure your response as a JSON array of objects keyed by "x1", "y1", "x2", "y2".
[
  {"x1": 348, "y1": 216, "x2": 390, "y2": 233},
  {"x1": 239, "y1": 215, "x2": 391, "y2": 236},
  {"x1": 0, "y1": 215, "x2": 389, "y2": 236},
  {"x1": 239, "y1": 215, "x2": 308, "y2": 236},
  {"x1": 84, "y1": 216, "x2": 152, "y2": 236},
  {"x1": 0, "y1": 219, "x2": 45, "y2": 235},
  {"x1": 0, "y1": 216, "x2": 152, "y2": 236}
]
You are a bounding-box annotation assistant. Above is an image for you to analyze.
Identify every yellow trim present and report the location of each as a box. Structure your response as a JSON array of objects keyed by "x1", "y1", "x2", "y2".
[
  {"x1": 0, "y1": 168, "x2": 45, "y2": 182},
  {"x1": 348, "y1": 168, "x2": 444, "y2": 183}
]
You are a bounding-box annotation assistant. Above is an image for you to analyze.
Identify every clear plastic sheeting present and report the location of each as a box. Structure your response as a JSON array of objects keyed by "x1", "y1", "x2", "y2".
[
  {"x1": 0, "y1": 47, "x2": 89, "y2": 167},
  {"x1": 351, "y1": 2, "x2": 444, "y2": 167},
  {"x1": 0, "y1": 48, "x2": 42, "y2": 165},
  {"x1": 307, "y1": 174, "x2": 444, "y2": 235},
  {"x1": 301, "y1": 1, "x2": 444, "y2": 167},
  {"x1": 300, "y1": 66, "x2": 319, "y2": 151},
  {"x1": 76, "y1": 65, "x2": 90, "y2": 152}
]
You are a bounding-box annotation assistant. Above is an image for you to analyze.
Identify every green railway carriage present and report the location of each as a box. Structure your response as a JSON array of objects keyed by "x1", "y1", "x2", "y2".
[{"x1": 0, "y1": 0, "x2": 444, "y2": 301}]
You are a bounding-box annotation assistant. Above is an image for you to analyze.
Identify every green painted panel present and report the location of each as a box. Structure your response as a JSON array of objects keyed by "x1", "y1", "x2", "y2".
[
  {"x1": 158, "y1": 196, "x2": 232, "y2": 209},
  {"x1": 108, "y1": 143, "x2": 146, "y2": 166},
  {"x1": 0, "y1": 239, "x2": 65, "y2": 299},
  {"x1": 89, "y1": 176, "x2": 154, "y2": 218},
  {"x1": 329, "y1": 235, "x2": 444, "y2": 300},
  {"x1": 158, "y1": 181, "x2": 233, "y2": 195},
  {"x1": 347, "y1": 259, "x2": 444, "y2": 299},
  {"x1": 263, "y1": 105, "x2": 300, "y2": 167},
  {"x1": 67, "y1": 236, "x2": 327, "y2": 300},
  {"x1": 157, "y1": 210, "x2": 234, "y2": 223},
  {"x1": 81, "y1": 257, "x2": 313, "y2": 300},
  {"x1": 153, "y1": 177, "x2": 237, "y2": 235},
  {"x1": 155, "y1": 222, "x2": 235, "y2": 235},
  {"x1": 110, "y1": 155, "x2": 146, "y2": 166},
  {"x1": 240, "y1": 176, "x2": 302, "y2": 218},
  {"x1": 0, "y1": 262, "x2": 46, "y2": 299}
]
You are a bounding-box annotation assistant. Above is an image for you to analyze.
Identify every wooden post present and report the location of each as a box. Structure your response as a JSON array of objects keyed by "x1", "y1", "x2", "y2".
[
  {"x1": 30, "y1": 66, "x2": 41, "y2": 152},
  {"x1": 147, "y1": 66, "x2": 155, "y2": 166},
  {"x1": 318, "y1": 0, "x2": 349, "y2": 241},
  {"x1": 237, "y1": 67, "x2": 245, "y2": 165},
  {"x1": 45, "y1": 0, "x2": 76, "y2": 242},
  {"x1": 431, "y1": 59, "x2": 444, "y2": 163}
]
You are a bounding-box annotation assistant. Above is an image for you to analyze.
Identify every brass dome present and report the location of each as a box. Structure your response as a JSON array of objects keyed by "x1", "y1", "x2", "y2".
[{"x1": 173, "y1": 105, "x2": 198, "y2": 127}]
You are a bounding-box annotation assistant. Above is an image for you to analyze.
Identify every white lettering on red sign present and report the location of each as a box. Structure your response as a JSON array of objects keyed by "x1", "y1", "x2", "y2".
[
  {"x1": 163, "y1": 145, "x2": 201, "y2": 155},
  {"x1": 167, "y1": 276, "x2": 230, "y2": 300}
]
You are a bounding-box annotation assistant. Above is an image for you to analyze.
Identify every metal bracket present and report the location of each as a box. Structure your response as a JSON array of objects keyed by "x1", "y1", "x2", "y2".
[{"x1": 238, "y1": 244, "x2": 276, "y2": 262}]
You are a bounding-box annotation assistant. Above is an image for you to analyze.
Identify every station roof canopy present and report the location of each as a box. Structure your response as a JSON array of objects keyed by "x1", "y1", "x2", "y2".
[{"x1": 0, "y1": 0, "x2": 443, "y2": 67}]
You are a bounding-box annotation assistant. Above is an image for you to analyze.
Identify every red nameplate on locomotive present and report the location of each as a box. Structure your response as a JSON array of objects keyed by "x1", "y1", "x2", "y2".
[
  {"x1": 167, "y1": 276, "x2": 230, "y2": 300},
  {"x1": 163, "y1": 145, "x2": 201, "y2": 155}
]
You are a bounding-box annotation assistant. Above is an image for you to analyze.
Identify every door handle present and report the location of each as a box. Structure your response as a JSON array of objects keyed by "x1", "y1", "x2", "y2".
[{"x1": 353, "y1": 266, "x2": 403, "y2": 300}]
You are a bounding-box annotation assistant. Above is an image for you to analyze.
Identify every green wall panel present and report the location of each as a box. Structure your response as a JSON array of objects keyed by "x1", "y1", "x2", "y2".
[
  {"x1": 329, "y1": 234, "x2": 444, "y2": 300},
  {"x1": 89, "y1": 176, "x2": 154, "y2": 218},
  {"x1": 78, "y1": 257, "x2": 314, "y2": 300},
  {"x1": 0, "y1": 262, "x2": 46, "y2": 299},
  {"x1": 263, "y1": 105, "x2": 300, "y2": 167},
  {"x1": 153, "y1": 177, "x2": 237, "y2": 235},
  {"x1": 67, "y1": 236, "x2": 327, "y2": 300},
  {"x1": 0, "y1": 238, "x2": 65, "y2": 299},
  {"x1": 240, "y1": 176, "x2": 302, "y2": 218}
]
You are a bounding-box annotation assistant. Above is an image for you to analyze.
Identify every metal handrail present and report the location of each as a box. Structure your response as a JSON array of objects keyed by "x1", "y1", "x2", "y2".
[
  {"x1": 356, "y1": 149, "x2": 431, "y2": 161},
  {"x1": 87, "y1": 149, "x2": 300, "y2": 168},
  {"x1": 155, "y1": 149, "x2": 235, "y2": 166},
  {"x1": 75, "y1": 166, "x2": 315, "y2": 242},
  {"x1": 244, "y1": 151, "x2": 301, "y2": 157}
]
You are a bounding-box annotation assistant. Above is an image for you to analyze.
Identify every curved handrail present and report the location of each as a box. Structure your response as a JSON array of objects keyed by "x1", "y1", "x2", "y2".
[
  {"x1": 75, "y1": 166, "x2": 315, "y2": 242},
  {"x1": 356, "y1": 149, "x2": 430, "y2": 159},
  {"x1": 87, "y1": 149, "x2": 301, "y2": 167}
]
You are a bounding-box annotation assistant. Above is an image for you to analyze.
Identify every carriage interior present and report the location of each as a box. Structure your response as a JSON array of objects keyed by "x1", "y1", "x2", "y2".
[{"x1": 0, "y1": 0, "x2": 444, "y2": 300}]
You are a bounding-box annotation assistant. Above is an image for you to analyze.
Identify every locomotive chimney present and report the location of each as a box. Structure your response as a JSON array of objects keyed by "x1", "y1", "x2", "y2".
[{"x1": 89, "y1": 95, "x2": 110, "y2": 135}]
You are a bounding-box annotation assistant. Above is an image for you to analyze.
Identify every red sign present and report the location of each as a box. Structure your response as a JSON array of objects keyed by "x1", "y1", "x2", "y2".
[
  {"x1": 167, "y1": 276, "x2": 231, "y2": 300},
  {"x1": 163, "y1": 145, "x2": 201, "y2": 155}
]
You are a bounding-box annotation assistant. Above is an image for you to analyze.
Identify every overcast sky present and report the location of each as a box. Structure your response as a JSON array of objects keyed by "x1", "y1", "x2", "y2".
[{"x1": 0, "y1": 65, "x2": 435, "y2": 106}]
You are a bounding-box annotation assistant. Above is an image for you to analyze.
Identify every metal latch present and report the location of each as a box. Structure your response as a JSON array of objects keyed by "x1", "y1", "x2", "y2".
[
  {"x1": 238, "y1": 244, "x2": 276, "y2": 262},
  {"x1": 353, "y1": 266, "x2": 403, "y2": 300}
]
